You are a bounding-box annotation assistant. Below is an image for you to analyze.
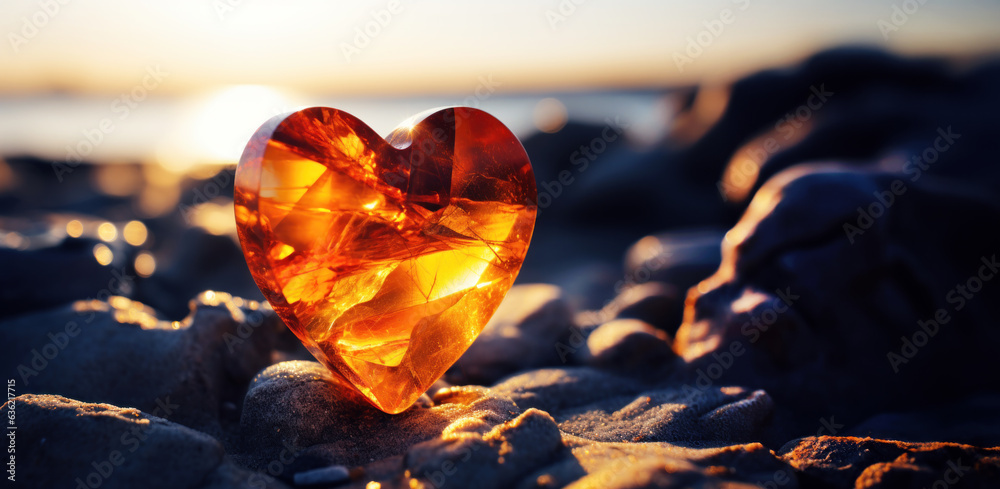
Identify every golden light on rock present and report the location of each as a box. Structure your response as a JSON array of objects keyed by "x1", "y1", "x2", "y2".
[
  {"x1": 66, "y1": 219, "x2": 84, "y2": 238},
  {"x1": 135, "y1": 251, "x2": 156, "y2": 277},
  {"x1": 235, "y1": 107, "x2": 537, "y2": 414},
  {"x1": 123, "y1": 220, "x2": 149, "y2": 246},
  {"x1": 97, "y1": 222, "x2": 117, "y2": 242},
  {"x1": 93, "y1": 243, "x2": 113, "y2": 266}
]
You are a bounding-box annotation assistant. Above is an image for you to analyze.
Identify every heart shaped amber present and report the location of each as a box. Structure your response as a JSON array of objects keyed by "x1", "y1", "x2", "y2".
[{"x1": 234, "y1": 107, "x2": 537, "y2": 413}]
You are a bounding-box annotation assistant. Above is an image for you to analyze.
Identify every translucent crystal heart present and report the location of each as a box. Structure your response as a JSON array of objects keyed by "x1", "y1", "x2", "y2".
[{"x1": 235, "y1": 107, "x2": 536, "y2": 413}]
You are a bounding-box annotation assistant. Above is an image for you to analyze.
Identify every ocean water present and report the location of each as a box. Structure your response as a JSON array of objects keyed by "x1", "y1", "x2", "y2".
[{"x1": 0, "y1": 89, "x2": 672, "y2": 170}]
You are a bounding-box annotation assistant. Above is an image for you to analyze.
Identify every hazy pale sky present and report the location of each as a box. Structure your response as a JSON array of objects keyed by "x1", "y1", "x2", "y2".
[{"x1": 3, "y1": 0, "x2": 1000, "y2": 95}]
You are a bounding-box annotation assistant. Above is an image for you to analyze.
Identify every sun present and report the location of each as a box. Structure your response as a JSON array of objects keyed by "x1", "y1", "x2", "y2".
[{"x1": 155, "y1": 84, "x2": 302, "y2": 172}]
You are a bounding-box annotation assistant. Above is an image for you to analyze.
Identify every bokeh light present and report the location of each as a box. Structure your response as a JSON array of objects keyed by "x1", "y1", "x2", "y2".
[
  {"x1": 134, "y1": 251, "x2": 156, "y2": 277},
  {"x1": 65, "y1": 220, "x2": 84, "y2": 238},
  {"x1": 533, "y1": 98, "x2": 569, "y2": 134},
  {"x1": 92, "y1": 243, "x2": 113, "y2": 266},
  {"x1": 97, "y1": 222, "x2": 118, "y2": 242},
  {"x1": 123, "y1": 220, "x2": 149, "y2": 246}
]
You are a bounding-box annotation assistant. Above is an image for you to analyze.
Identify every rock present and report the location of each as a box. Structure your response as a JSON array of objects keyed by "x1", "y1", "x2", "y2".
[
  {"x1": 583, "y1": 319, "x2": 676, "y2": 377},
  {"x1": 493, "y1": 367, "x2": 774, "y2": 446},
  {"x1": 623, "y1": 230, "x2": 724, "y2": 295},
  {"x1": 559, "y1": 440, "x2": 797, "y2": 489},
  {"x1": 673, "y1": 165, "x2": 1000, "y2": 431},
  {"x1": 237, "y1": 360, "x2": 526, "y2": 475},
  {"x1": 237, "y1": 361, "x2": 786, "y2": 487},
  {"x1": 552, "y1": 262, "x2": 622, "y2": 311},
  {"x1": 3, "y1": 394, "x2": 286, "y2": 489},
  {"x1": 135, "y1": 227, "x2": 263, "y2": 319},
  {"x1": 403, "y1": 408, "x2": 564, "y2": 489},
  {"x1": 6, "y1": 48, "x2": 1000, "y2": 489},
  {"x1": 292, "y1": 465, "x2": 350, "y2": 486},
  {"x1": 607, "y1": 282, "x2": 683, "y2": 334},
  {"x1": 574, "y1": 230, "x2": 723, "y2": 335},
  {"x1": 779, "y1": 436, "x2": 1000, "y2": 488},
  {"x1": 0, "y1": 157, "x2": 132, "y2": 217},
  {"x1": 0, "y1": 292, "x2": 282, "y2": 438},
  {"x1": 673, "y1": 48, "x2": 976, "y2": 190},
  {"x1": 0, "y1": 234, "x2": 136, "y2": 320},
  {"x1": 447, "y1": 284, "x2": 576, "y2": 385}
]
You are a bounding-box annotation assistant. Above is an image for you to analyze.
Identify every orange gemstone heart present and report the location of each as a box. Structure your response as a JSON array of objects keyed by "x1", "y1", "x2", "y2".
[{"x1": 234, "y1": 107, "x2": 537, "y2": 413}]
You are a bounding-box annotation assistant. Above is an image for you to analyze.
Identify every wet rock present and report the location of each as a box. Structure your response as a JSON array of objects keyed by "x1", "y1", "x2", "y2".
[
  {"x1": 447, "y1": 284, "x2": 575, "y2": 385},
  {"x1": 4, "y1": 394, "x2": 286, "y2": 489},
  {"x1": 0, "y1": 292, "x2": 282, "y2": 437}
]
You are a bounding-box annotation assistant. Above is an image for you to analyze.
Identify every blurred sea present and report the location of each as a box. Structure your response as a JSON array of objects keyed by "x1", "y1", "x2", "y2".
[{"x1": 0, "y1": 89, "x2": 672, "y2": 169}]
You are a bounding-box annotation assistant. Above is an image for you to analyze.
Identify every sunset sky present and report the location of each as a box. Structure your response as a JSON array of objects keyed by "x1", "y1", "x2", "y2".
[
  {"x1": 4, "y1": 0, "x2": 1000, "y2": 95},
  {"x1": 2, "y1": 1, "x2": 999, "y2": 167}
]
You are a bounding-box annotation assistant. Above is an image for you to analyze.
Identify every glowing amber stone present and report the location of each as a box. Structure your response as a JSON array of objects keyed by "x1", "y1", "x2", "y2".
[{"x1": 235, "y1": 107, "x2": 537, "y2": 413}]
